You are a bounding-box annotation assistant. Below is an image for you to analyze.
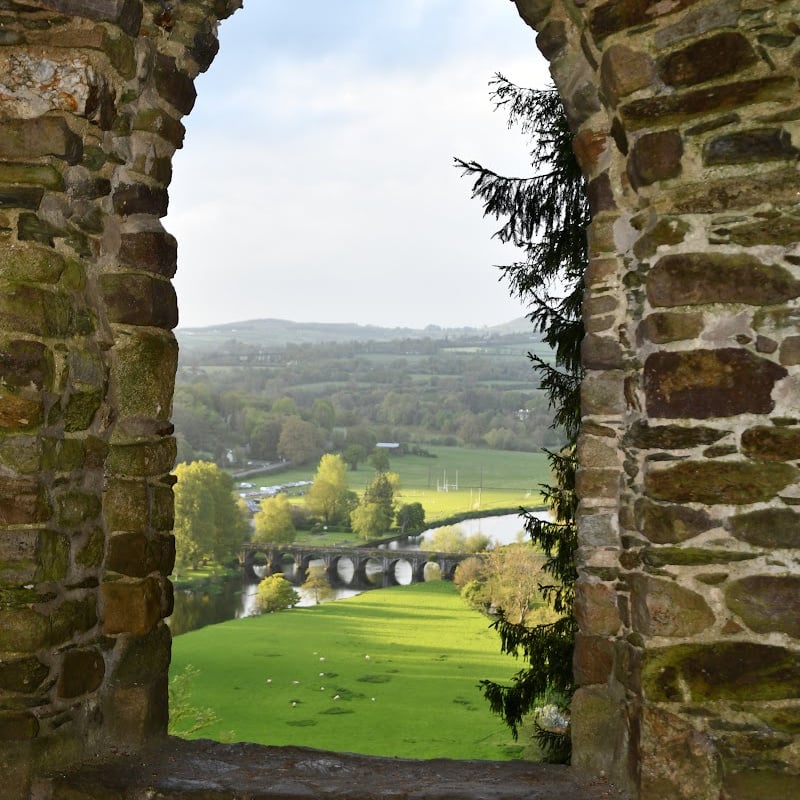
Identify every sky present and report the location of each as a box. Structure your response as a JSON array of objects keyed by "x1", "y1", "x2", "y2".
[{"x1": 167, "y1": 1, "x2": 551, "y2": 331}]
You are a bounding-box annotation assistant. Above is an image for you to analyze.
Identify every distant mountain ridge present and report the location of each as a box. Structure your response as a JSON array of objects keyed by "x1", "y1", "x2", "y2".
[{"x1": 176, "y1": 317, "x2": 536, "y2": 350}]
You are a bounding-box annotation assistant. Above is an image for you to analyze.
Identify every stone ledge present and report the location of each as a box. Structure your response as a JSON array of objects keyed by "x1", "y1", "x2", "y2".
[{"x1": 48, "y1": 737, "x2": 622, "y2": 799}]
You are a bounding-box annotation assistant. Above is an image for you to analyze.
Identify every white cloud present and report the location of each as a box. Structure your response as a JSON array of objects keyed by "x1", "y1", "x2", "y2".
[{"x1": 168, "y1": 1, "x2": 550, "y2": 329}]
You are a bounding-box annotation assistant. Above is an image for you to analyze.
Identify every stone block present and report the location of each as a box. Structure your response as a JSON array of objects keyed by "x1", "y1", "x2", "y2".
[
  {"x1": 49, "y1": 597, "x2": 98, "y2": 645},
  {"x1": 644, "y1": 349, "x2": 786, "y2": 419},
  {"x1": 0, "y1": 185, "x2": 44, "y2": 209},
  {"x1": 640, "y1": 706, "x2": 719, "y2": 800},
  {"x1": 654, "y1": 0, "x2": 739, "y2": 49},
  {"x1": 574, "y1": 579, "x2": 622, "y2": 636},
  {"x1": 57, "y1": 647, "x2": 105, "y2": 698},
  {"x1": 590, "y1": 0, "x2": 702, "y2": 42},
  {"x1": 624, "y1": 421, "x2": 727, "y2": 451},
  {"x1": 581, "y1": 370, "x2": 625, "y2": 416},
  {"x1": 132, "y1": 109, "x2": 186, "y2": 149},
  {"x1": 112, "y1": 184, "x2": 169, "y2": 217},
  {"x1": 153, "y1": 54, "x2": 196, "y2": 115},
  {"x1": 642, "y1": 547, "x2": 756, "y2": 568},
  {"x1": 658, "y1": 32, "x2": 757, "y2": 88},
  {"x1": 637, "y1": 311, "x2": 704, "y2": 344},
  {"x1": 729, "y1": 507, "x2": 798, "y2": 548},
  {"x1": 722, "y1": 770, "x2": 800, "y2": 800},
  {"x1": 742, "y1": 425, "x2": 800, "y2": 462},
  {"x1": 0, "y1": 283, "x2": 76, "y2": 338},
  {"x1": 571, "y1": 686, "x2": 628, "y2": 783},
  {"x1": 536, "y1": 20, "x2": 566, "y2": 60},
  {"x1": 576, "y1": 467, "x2": 622, "y2": 500},
  {"x1": 578, "y1": 512, "x2": 619, "y2": 548},
  {"x1": 99, "y1": 272, "x2": 178, "y2": 329},
  {"x1": 573, "y1": 633, "x2": 615, "y2": 685},
  {"x1": 620, "y1": 76, "x2": 794, "y2": 131},
  {"x1": 107, "y1": 438, "x2": 177, "y2": 478},
  {"x1": 38, "y1": 0, "x2": 143, "y2": 36},
  {"x1": 103, "y1": 478, "x2": 147, "y2": 532},
  {"x1": 103, "y1": 678, "x2": 169, "y2": 749},
  {"x1": 150, "y1": 483, "x2": 174, "y2": 531},
  {"x1": 117, "y1": 230, "x2": 178, "y2": 277},
  {"x1": 645, "y1": 460, "x2": 796, "y2": 505},
  {"x1": 76, "y1": 527, "x2": 105, "y2": 569},
  {"x1": 0, "y1": 477, "x2": 50, "y2": 525},
  {"x1": 642, "y1": 642, "x2": 800, "y2": 702},
  {"x1": 101, "y1": 576, "x2": 162, "y2": 635},
  {"x1": 726, "y1": 576, "x2": 800, "y2": 638},
  {"x1": 630, "y1": 574, "x2": 714, "y2": 637},
  {"x1": 572, "y1": 129, "x2": 608, "y2": 175},
  {"x1": 109, "y1": 623, "x2": 171, "y2": 687},
  {"x1": 110, "y1": 330, "x2": 177, "y2": 423},
  {"x1": 729, "y1": 215, "x2": 800, "y2": 247},
  {"x1": 0, "y1": 117, "x2": 82, "y2": 164},
  {"x1": 63, "y1": 390, "x2": 103, "y2": 432},
  {"x1": 581, "y1": 334, "x2": 623, "y2": 370},
  {"x1": 587, "y1": 172, "x2": 615, "y2": 214},
  {"x1": 0, "y1": 711, "x2": 39, "y2": 741},
  {"x1": 648, "y1": 253, "x2": 800, "y2": 308},
  {"x1": 705, "y1": 127, "x2": 799, "y2": 166},
  {"x1": 628, "y1": 130, "x2": 683, "y2": 187},
  {"x1": 633, "y1": 217, "x2": 689, "y2": 259},
  {"x1": 668, "y1": 167, "x2": 800, "y2": 214},
  {"x1": 600, "y1": 44, "x2": 655, "y2": 104},
  {"x1": 0, "y1": 607, "x2": 49, "y2": 652},
  {"x1": 780, "y1": 336, "x2": 800, "y2": 366},
  {"x1": 55, "y1": 490, "x2": 101, "y2": 527},
  {"x1": 0, "y1": 656, "x2": 49, "y2": 694},
  {"x1": 107, "y1": 532, "x2": 162, "y2": 577}
]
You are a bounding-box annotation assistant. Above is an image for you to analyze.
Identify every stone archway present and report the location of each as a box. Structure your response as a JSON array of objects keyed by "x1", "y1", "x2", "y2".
[{"x1": 0, "y1": 2, "x2": 797, "y2": 798}]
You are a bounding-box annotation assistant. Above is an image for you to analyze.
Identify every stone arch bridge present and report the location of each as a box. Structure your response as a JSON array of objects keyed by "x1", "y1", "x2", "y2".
[{"x1": 240, "y1": 543, "x2": 477, "y2": 588}]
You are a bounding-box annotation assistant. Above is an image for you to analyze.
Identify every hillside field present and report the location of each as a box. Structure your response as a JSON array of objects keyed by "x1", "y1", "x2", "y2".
[
  {"x1": 240, "y1": 445, "x2": 552, "y2": 523},
  {"x1": 171, "y1": 582, "x2": 535, "y2": 760}
]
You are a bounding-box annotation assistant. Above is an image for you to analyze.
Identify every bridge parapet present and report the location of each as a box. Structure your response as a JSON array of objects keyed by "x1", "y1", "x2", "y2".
[{"x1": 241, "y1": 543, "x2": 482, "y2": 586}]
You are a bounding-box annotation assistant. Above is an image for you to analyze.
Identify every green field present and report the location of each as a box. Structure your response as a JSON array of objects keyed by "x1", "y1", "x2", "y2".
[
  {"x1": 241, "y1": 446, "x2": 551, "y2": 524},
  {"x1": 171, "y1": 582, "x2": 533, "y2": 760}
]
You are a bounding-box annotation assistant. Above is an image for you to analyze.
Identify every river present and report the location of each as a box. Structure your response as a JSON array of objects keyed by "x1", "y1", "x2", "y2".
[{"x1": 168, "y1": 511, "x2": 546, "y2": 636}]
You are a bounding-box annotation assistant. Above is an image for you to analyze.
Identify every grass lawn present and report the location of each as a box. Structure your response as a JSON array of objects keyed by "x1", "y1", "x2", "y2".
[
  {"x1": 243, "y1": 446, "x2": 551, "y2": 524},
  {"x1": 171, "y1": 582, "x2": 533, "y2": 760}
]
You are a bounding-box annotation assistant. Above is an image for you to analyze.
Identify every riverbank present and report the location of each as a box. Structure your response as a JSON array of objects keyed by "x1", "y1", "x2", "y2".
[{"x1": 170, "y1": 581, "x2": 543, "y2": 760}]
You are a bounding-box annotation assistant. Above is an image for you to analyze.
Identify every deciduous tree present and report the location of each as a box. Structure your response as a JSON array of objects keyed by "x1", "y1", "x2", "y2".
[
  {"x1": 254, "y1": 573, "x2": 299, "y2": 614},
  {"x1": 302, "y1": 565, "x2": 335, "y2": 605},
  {"x1": 396, "y1": 502, "x2": 425, "y2": 534},
  {"x1": 253, "y1": 493, "x2": 296, "y2": 544},
  {"x1": 278, "y1": 415, "x2": 319, "y2": 465},
  {"x1": 173, "y1": 460, "x2": 249, "y2": 571},
  {"x1": 306, "y1": 453, "x2": 350, "y2": 525}
]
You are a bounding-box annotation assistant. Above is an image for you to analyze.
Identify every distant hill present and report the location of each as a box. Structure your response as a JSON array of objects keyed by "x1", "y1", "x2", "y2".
[{"x1": 176, "y1": 317, "x2": 536, "y2": 352}]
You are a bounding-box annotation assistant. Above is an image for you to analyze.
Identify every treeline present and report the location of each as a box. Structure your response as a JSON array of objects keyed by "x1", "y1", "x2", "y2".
[{"x1": 174, "y1": 333, "x2": 563, "y2": 467}]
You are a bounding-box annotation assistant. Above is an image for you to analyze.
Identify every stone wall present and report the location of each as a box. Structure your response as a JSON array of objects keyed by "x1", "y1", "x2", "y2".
[
  {"x1": 0, "y1": 2, "x2": 239, "y2": 795},
  {"x1": 0, "y1": 1, "x2": 798, "y2": 798},
  {"x1": 511, "y1": 1, "x2": 800, "y2": 798}
]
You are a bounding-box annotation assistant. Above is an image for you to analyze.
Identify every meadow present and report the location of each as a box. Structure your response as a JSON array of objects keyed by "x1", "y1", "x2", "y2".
[
  {"x1": 170, "y1": 581, "x2": 536, "y2": 760},
  {"x1": 243, "y1": 445, "x2": 552, "y2": 524}
]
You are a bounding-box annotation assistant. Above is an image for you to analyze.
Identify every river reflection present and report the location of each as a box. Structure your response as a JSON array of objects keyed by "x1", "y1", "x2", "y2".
[{"x1": 169, "y1": 511, "x2": 545, "y2": 636}]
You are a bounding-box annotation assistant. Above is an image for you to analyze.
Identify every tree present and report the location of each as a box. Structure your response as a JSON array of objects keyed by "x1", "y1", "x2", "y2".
[
  {"x1": 396, "y1": 502, "x2": 425, "y2": 534},
  {"x1": 277, "y1": 415, "x2": 319, "y2": 464},
  {"x1": 253, "y1": 493, "x2": 296, "y2": 544},
  {"x1": 350, "y1": 500, "x2": 392, "y2": 541},
  {"x1": 254, "y1": 574, "x2": 299, "y2": 614},
  {"x1": 342, "y1": 444, "x2": 366, "y2": 471},
  {"x1": 368, "y1": 447, "x2": 390, "y2": 473},
  {"x1": 458, "y1": 75, "x2": 586, "y2": 760},
  {"x1": 173, "y1": 461, "x2": 249, "y2": 571},
  {"x1": 306, "y1": 453, "x2": 350, "y2": 525},
  {"x1": 301, "y1": 565, "x2": 335, "y2": 605}
]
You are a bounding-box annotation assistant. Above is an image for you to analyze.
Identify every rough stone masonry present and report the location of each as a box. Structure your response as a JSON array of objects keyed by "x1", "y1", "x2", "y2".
[{"x1": 0, "y1": 1, "x2": 797, "y2": 799}]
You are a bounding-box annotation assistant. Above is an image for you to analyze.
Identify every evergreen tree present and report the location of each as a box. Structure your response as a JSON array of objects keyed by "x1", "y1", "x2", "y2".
[{"x1": 456, "y1": 74, "x2": 587, "y2": 762}]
